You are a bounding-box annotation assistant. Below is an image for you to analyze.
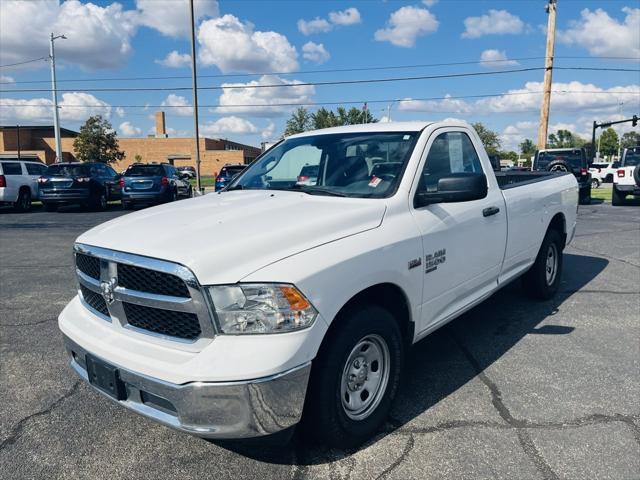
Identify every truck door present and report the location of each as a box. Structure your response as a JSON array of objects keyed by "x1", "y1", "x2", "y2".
[{"x1": 410, "y1": 128, "x2": 507, "y2": 334}]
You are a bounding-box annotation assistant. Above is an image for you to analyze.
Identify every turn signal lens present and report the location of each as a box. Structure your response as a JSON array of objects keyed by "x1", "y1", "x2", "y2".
[{"x1": 280, "y1": 286, "x2": 311, "y2": 311}]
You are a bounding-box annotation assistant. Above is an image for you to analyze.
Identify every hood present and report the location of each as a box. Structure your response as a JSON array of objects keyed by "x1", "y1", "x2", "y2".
[{"x1": 77, "y1": 191, "x2": 386, "y2": 284}]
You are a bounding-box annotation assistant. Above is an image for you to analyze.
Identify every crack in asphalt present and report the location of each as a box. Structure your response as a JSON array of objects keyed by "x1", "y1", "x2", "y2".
[
  {"x1": 0, "y1": 380, "x2": 82, "y2": 451},
  {"x1": 450, "y1": 332, "x2": 560, "y2": 480},
  {"x1": 568, "y1": 245, "x2": 640, "y2": 269},
  {"x1": 375, "y1": 433, "x2": 414, "y2": 480}
]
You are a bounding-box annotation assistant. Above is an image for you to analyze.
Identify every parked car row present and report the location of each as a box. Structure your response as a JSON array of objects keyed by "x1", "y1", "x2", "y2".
[{"x1": 0, "y1": 159, "x2": 194, "y2": 212}]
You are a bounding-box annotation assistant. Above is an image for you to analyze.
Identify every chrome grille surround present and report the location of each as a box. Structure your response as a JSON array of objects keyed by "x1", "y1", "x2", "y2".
[{"x1": 74, "y1": 243, "x2": 216, "y2": 352}]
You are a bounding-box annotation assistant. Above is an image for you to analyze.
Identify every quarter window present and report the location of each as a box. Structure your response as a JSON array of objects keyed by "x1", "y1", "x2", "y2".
[{"x1": 1, "y1": 162, "x2": 22, "y2": 175}]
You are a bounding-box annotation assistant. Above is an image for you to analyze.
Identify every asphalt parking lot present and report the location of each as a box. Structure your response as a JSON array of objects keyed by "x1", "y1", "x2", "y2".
[{"x1": 1, "y1": 201, "x2": 639, "y2": 480}]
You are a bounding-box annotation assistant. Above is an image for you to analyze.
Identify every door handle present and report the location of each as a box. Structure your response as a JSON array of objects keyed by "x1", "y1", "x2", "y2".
[{"x1": 483, "y1": 206, "x2": 500, "y2": 217}]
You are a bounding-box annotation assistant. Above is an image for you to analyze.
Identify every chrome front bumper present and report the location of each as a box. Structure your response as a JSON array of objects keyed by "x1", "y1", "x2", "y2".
[{"x1": 63, "y1": 335, "x2": 311, "y2": 439}]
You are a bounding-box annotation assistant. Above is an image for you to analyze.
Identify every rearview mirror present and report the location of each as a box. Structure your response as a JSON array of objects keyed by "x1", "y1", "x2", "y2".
[{"x1": 414, "y1": 172, "x2": 488, "y2": 208}]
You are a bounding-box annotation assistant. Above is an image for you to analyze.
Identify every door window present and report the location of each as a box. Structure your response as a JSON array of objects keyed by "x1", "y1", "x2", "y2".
[
  {"x1": 25, "y1": 163, "x2": 48, "y2": 175},
  {"x1": 1, "y1": 162, "x2": 23, "y2": 175},
  {"x1": 418, "y1": 131, "x2": 482, "y2": 191}
]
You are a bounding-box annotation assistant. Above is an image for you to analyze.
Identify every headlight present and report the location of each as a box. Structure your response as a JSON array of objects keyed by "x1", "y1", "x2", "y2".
[{"x1": 207, "y1": 284, "x2": 317, "y2": 334}]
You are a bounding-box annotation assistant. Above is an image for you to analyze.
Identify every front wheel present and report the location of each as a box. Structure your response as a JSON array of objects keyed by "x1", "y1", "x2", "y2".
[
  {"x1": 303, "y1": 304, "x2": 403, "y2": 449},
  {"x1": 15, "y1": 189, "x2": 31, "y2": 212},
  {"x1": 522, "y1": 228, "x2": 563, "y2": 300},
  {"x1": 92, "y1": 192, "x2": 107, "y2": 211},
  {"x1": 591, "y1": 178, "x2": 600, "y2": 189}
]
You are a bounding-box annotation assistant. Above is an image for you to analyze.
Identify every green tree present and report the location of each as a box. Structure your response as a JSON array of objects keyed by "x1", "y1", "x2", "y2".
[
  {"x1": 471, "y1": 122, "x2": 501, "y2": 155},
  {"x1": 620, "y1": 131, "x2": 640, "y2": 149},
  {"x1": 284, "y1": 107, "x2": 312, "y2": 136},
  {"x1": 311, "y1": 107, "x2": 339, "y2": 129},
  {"x1": 499, "y1": 150, "x2": 519, "y2": 161},
  {"x1": 599, "y1": 127, "x2": 619, "y2": 156},
  {"x1": 547, "y1": 129, "x2": 587, "y2": 149},
  {"x1": 519, "y1": 138, "x2": 536, "y2": 157},
  {"x1": 73, "y1": 115, "x2": 124, "y2": 164}
]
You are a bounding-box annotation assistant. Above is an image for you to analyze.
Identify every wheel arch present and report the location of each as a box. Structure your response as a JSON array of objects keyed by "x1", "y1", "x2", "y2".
[
  {"x1": 323, "y1": 282, "x2": 414, "y2": 350},
  {"x1": 547, "y1": 212, "x2": 567, "y2": 248}
]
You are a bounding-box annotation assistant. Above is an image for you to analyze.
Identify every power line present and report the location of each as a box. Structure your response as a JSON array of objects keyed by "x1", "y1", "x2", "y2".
[
  {"x1": 2, "y1": 55, "x2": 638, "y2": 84},
  {"x1": 0, "y1": 67, "x2": 547, "y2": 93},
  {"x1": 0, "y1": 57, "x2": 48, "y2": 69},
  {"x1": 2, "y1": 90, "x2": 637, "y2": 109}
]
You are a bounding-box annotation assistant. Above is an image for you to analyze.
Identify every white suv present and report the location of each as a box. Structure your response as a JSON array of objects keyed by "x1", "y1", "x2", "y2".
[
  {"x1": 589, "y1": 161, "x2": 619, "y2": 186},
  {"x1": 612, "y1": 146, "x2": 640, "y2": 205},
  {"x1": 0, "y1": 158, "x2": 48, "y2": 211}
]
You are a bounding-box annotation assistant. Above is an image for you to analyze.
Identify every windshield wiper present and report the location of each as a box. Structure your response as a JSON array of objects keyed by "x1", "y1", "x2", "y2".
[
  {"x1": 224, "y1": 184, "x2": 244, "y2": 191},
  {"x1": 280, "y1": 184, "x2": 348, "y2": 197}
]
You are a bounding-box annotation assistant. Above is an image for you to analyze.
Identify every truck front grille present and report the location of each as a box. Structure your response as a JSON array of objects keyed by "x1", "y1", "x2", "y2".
[
  {"x1": 123, "y1": 302, "x2": 201, "y2": 340},
  {"x1": 73, "y1": 245, "x2": 215, "y2": 348},
  {"x1": 79, "y1": 284, "x2": 109, "y2": 316},
  {"x1": 118, "y1": 263, "x2": 190, "y2": 298}
]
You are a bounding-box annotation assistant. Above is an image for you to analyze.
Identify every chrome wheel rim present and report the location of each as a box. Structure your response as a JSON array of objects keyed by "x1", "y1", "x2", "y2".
[
  {"x1": 545, "y1": 243, "x2": 558, "y2": 285},
  {"x1": 340, "y1": 334, "x2": 390, "y2": 420}
]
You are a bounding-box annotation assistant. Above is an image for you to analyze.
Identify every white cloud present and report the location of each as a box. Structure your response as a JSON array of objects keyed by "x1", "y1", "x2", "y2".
[
  {"x1": 557, "y1": 7, "x2": 640, "y2": 58},
  {"x1": 261, "y1": 121, "x2": 276, "y2": 140},
  {"x1": 298, "y1": 17, "x2": 332, "y2": 35},
  {"x1": 0, "y1": 92, "x2": 111, "y2": 123},
  {"x1": 398, "y1": 94, "x2": 472, "y2": 114},
  {"x1": 298, "y1": 7, "x2": 361, "y2": 35},
  {"x1": 422, "y1": 0, "x2": 438, "y2": 6},
  {"x1": 500, "y1": 121, "x2": 538, "y2": 151},
  {"x1": 216, "y1": 75, "x2": 315, "y2": 117},
  {"x1": 115, "y1": 107, "x2": 126, "y2": 118},
  {"x1": 200, "y1": 116, "x2": 257, "y2": 136},
  {"x1": 302, "y1": 42, "x2": 330, "y2": 64},
  {"x1": 328, "y1": 8, "x2": 361, "y2": 26},
  {"x1": 480, "y1": 49, "x2": 519, "y2": 68},
  {"x1": 135, "y1": 0, "x2": 218, "y2": 38},
  {"x1": 0, "y1": 0, "x2": 138, "y2": 70},
  {"x1": 156, "y1": 50, "x2": 191, "y2": 68},
  {"x1": 0, "y1": 75, "x2": 15, "y2": 84},
  {"x1": 374, "y1": 6, "x2": 439, "y2": 48},
  {"x1": 477, "y1": 81, "x2": 640, "y2": 113},
  {"x1": 462, "y1": 10, "x2": 524, "y2": 39},
  {"x1": 198, "y1": 14, "x2": 298, "y2": 73},
  {"x1": 161, "y1": 94, "x2": 193, "y2": 116},
  {"x1": 118, "y1": 121, "x2": 141, "y2": 137}
]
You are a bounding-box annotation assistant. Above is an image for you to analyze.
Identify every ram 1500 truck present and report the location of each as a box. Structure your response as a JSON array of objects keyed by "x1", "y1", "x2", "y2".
[{"x1": 59, "y1": 121, "x2": 578, "y2": 448}]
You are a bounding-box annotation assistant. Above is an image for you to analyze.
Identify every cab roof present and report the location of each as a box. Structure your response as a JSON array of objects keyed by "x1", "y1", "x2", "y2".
[{"x1": 286, "y1": 120, "x2": 473, "y2": 139}]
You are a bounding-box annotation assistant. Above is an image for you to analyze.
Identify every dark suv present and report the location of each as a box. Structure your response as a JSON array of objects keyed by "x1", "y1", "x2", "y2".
[
  {"x1": 120, "y1": 163, "x2": 192, "y2": 209},
  {"x1": 38, "y1": 162, "x2": 121, "y2": 211},
  {"x1": 533, "y1": 148, "x2": 591, "y2": 204},
  {"x1": 215, "y1": 164, "x2": 246, "y2": 191}
]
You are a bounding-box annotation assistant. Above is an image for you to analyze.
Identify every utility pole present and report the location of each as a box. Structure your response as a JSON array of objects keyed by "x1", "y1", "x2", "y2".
[
  {"x1": 49, "y1": 33, "x2": 66, "y2": 163},
  {"x1": 188, "y1": 0, "x2": 202, "y2": 193},
  {"x1": 537, "y1": 0, "x2": 557, "y2": 150}
]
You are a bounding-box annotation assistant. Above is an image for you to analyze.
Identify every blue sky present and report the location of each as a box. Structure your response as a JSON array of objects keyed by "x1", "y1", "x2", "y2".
[{"x1": 1, "y1": 0, "x2": 638, "y2": 151}]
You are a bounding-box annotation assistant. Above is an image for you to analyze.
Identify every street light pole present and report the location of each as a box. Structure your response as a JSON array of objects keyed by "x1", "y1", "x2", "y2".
[
  {"x1": 188, "y1": 0, "x2": 202, "y2": 193},
  {"x1": 49, "y1": 32, "x2": 66, "y2": 163}
]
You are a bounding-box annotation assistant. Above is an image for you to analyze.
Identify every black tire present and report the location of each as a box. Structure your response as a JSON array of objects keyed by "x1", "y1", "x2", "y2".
[
  {"x1": 612, "y1": 186, "x2": 625, "y2": 206},
  {"x1": 303, "y1": 304, "x2": 403, "y2": 449},
  {"x1": 579, "y1": 187, "x2": 591, "y2": 205},
  {"x1": 168, "y1": 189, "x2": 178, "y2": 203},
  {"x1": 546, "y1": 160, "x2": 571, "y2": 173},
  {"x1": 522, "y1": 228, "x2": 564, "y2": 300},
  {"x1": 91, "y1": 191, "x2": 107, "y2": 211},
  {"x1": 15, "y1": 188, "x2": 31, "y2": 212},
  {"x1": 634, "y1": 165, "x2": 640, "y2": 187},
  {"x1": 605, "y1": 174, "x2": 613, "y2": 183},
  {"x1": 43, "y1": 202, "x2": 58, "y2": 212},
  {"x1": 590, "y1": 178, "x2": 600, "y2": 189},
  {"x1": 187, "y1": 186, "x2": 193, "y2": 198}
]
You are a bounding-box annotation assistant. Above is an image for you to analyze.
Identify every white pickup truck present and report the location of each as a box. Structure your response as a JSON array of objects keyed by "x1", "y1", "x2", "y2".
[{"x1": 59, "y1": 121, "x2": 578, "y2": 448}]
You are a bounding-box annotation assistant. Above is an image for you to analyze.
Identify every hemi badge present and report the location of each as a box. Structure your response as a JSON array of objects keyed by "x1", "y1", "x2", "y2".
[{"x1": 408, "y1": 258, "x2": 422, "y2": 270}]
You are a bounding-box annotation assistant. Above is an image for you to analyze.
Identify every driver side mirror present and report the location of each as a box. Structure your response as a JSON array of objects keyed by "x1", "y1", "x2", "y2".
[{"x1": 414, "y1": 172, "x2": 488, "y2": 208}]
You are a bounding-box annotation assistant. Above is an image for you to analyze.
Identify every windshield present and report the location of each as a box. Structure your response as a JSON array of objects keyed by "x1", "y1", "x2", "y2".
[
  {"x1": 623, "y1": 148, "x2": 640, "y2": 167},
  {"x1": 125, "y1": 165, "x2": 165, "y2": 176},
  {"x1": 220, "y1": 166, "x2": 244, "y2": 177},
  {"x1": 45, "y1": 164, "x2": 89, "y2": 176},
  {"x1": 228, "y1": 131, "x2": 418, "y2": 198},
  {"x1": 534, "y1": 150, "x2": 584, "y2": 170}
]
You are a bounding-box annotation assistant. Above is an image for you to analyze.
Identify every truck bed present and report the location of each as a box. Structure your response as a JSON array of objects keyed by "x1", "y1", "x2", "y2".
[{"x1": 495, "y1": 171, "x2": 568, "y2": 190}]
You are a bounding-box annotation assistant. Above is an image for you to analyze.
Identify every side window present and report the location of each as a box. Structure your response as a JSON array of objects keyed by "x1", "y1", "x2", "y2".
[
  {"x1": 26, "y1": 163, "x2": 47, "y2": 175},
  {"x1": 419, "y1": 131, "x2": 482, "y2": 188},
  {"x1": 106, "y1": 166, "x2": 117, "y2": 176},
  {"x1": 1, "y1": 162, "x2": 23, "y2": 175}
]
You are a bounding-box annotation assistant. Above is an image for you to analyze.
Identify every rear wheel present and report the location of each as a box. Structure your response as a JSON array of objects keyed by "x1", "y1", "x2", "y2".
[
  {"x1": 92, "y1": 192, "x2": 107, "y2": 211},
  {"x1": 303, "y1": 304, "x2": 403, "y2": 448},
  {"x1": 579, "y1": 187, "x2": 591, "y2": 205},
  {"x1": 43, "y1": 202, "x2": 58, "y2": 212},
  {"x1": 522, "y1": 228, "x2": 563, "y2": 300},
  {"x1": 612, "y1": 186, "x2": 625, "y2": 206},
  {"x1": 15, "y1": 189, "x2": 32, "y2": 212},
  {"x1": 591, "y1": 178, "x2": 600, "y2": 189}
]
